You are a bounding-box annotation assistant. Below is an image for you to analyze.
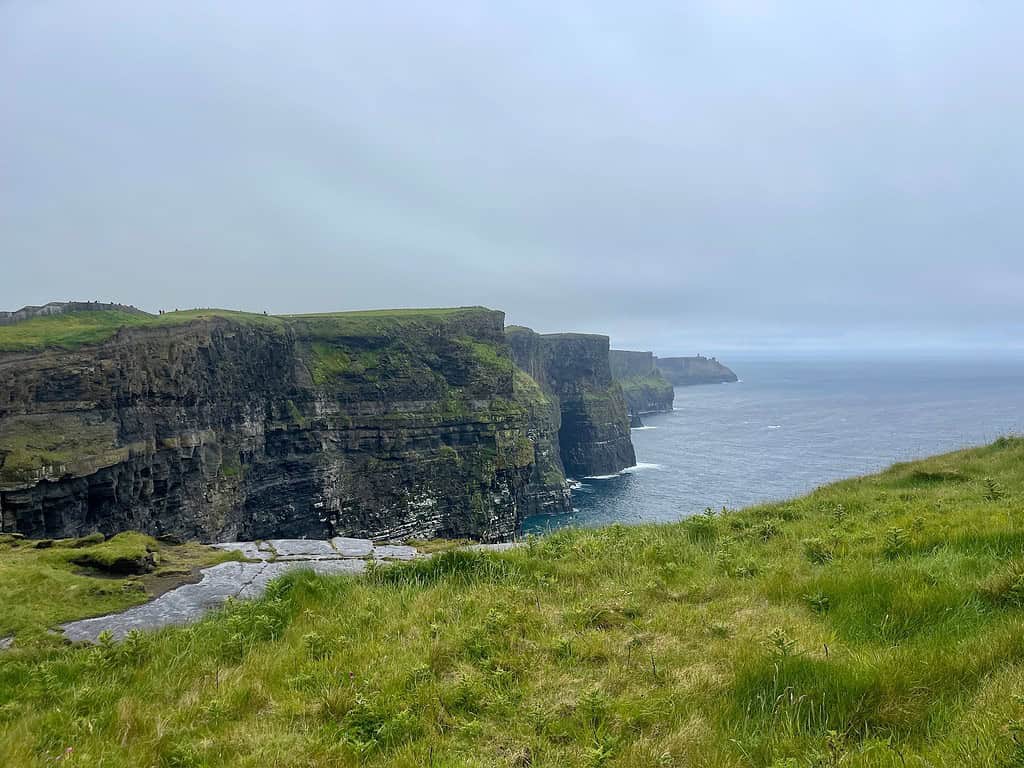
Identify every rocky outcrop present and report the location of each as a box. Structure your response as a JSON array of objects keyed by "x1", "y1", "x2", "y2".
[
  {"x1": 609, "y1": 350, "x2": 674, "y2": 417},
  {"x1": 655, "y1": 355, "x2": 738, "y2": 386},
  {"x1": 0, "y1": 306, "x2": 557, "y2": 543},
  {"x1": 507, "y1": 327, "x2": 636, "y2": 479}
]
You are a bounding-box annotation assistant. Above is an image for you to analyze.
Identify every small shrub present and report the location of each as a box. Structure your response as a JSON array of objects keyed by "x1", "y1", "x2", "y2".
[
  {"x1": 832, "y1": 504, "x2": 847, "y2": 524},
  {"x1": 684, "y1": 514, "x2": 717, "y2": 544},
  {"x1": 756, "y1": 519, "x2": 781, "y2": 542},
  {"x1": 984, "y1": 477, "x2": 1006, "y2": 502},
  {"x1": 803, "y1": 538, "x2": 833, "y2": 565},
  {"x1": 303, "y1": 631, "x2": 333, "y2": 660},
  {"x1": 764, "y1": 628, "x2": 797, "y2": 659},
  {"x1": 883, "y1": 527, "x2": 908, "y2": 560},
  {"x1": 804, "y1": 592, "x2": 831, "y2": 613}
]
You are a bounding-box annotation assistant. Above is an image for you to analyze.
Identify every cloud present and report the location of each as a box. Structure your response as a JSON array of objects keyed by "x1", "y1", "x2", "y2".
[{"x1": 2, "y1": 1, "x2": 1021, "y2": 352}]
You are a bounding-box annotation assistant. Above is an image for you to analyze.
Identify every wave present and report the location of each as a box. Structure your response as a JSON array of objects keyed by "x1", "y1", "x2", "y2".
[
  {"x1": 631, "y1": 425, "x2": 657, "y2": 431},
  {"x1": 624, "y1": 462, "x2": 662, "y2": 473},
  {"x1": 766, "y1": 425, "x2": 782, "y2": 429}
]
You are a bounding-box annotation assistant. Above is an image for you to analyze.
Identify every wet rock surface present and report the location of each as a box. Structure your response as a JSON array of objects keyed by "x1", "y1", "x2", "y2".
[{"x1": 58, "y1": 538, "x2": 515, "y2": 644}]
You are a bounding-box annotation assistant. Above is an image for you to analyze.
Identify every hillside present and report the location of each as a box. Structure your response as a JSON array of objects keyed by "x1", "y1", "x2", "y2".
[{"x1": 2, "y1": 438, "x2": 1023, "y2": 766}]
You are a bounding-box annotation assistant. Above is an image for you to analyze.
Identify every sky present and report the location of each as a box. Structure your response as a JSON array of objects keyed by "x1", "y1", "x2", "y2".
[{"x1": 2, "y1": 1, "x2": 1022, "y2": 355}]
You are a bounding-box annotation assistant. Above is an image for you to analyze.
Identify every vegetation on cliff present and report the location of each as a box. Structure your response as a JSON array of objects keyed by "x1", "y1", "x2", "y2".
[
  {"x1": 3, "y1": 439, "x2": 1024, "y2": 766},
  {"x1": 616, "y1": 373, "x2": 674, "y2": 415},
  {"x1": 0, "y1": 305, "x2": 490, "y2": 354}
]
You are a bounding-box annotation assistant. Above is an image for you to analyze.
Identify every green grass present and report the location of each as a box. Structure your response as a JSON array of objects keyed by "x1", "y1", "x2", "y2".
[
  {"x1": 0, "y1": 415, "x2": 123, "y2": 485},
  {"x1": 0, "y1": 308, "x2": 286, "y2": 352},
  {"x1": 2, "y1": 438, "x2": 1024, "y2": 766},
  {"x1": 0, "y1": 534, "x2": 243, "y2": 646},
  {"x1": 0, "y1": 310, "x2": 156, "y2": 352},
  {"x1": 0, "y1": 306, "x2": 484, "y2": 353}
]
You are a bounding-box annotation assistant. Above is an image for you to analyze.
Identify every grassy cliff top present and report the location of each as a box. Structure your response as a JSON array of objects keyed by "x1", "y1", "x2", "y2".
[
  {"x1": 3, "y1": 438, "x2": 1024, "y2": 765},
  {"x1": 0, "y1": 305, "x2": 498, "y2": 352}
]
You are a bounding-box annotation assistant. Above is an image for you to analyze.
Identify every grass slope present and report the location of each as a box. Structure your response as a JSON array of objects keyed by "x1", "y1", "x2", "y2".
[
  {"x1": 0, "y1": 534, "x2": 242, "y2": 646},
  {"x1": 2, "y1": 439, "x2": 1024, "y2": 766}
]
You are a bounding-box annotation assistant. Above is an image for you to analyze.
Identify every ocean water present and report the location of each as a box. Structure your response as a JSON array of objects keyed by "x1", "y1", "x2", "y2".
[{"x1": 523, "y1": 356, "x2": 1024, "y2": 533}]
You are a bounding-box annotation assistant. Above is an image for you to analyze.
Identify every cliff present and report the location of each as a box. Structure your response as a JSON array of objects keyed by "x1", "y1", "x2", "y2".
[
  {"x1": 609, "y1": 349, "x2": 674, "y2": 417},
  {"x1": 507, "y1": 327, "x2": 636, "y2": 479},
  {"x1": 655, "y1": 355, "x2": 738, "y2": 386},
  {"x1": 0, "y1": 304, "x2": 565, "y2": 543}
]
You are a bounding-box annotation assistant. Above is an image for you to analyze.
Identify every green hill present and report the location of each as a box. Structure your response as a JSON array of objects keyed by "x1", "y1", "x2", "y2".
[{"x1": 2, "y1": 438, "x2": 1024, "y2": 766}]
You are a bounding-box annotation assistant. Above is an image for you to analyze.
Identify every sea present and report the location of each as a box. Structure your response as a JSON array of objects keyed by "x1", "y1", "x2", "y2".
[{"x1": 522, "y1": 356, "x2": 1024, "y2": 533}]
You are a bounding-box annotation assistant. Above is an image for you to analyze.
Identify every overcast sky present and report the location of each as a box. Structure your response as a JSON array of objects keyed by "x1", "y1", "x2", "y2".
[{"x1": 2, "y1": 2, "x2": 1022, "y2": 354}]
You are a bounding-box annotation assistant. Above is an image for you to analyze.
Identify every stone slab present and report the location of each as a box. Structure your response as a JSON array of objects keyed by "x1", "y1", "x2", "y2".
[
  {"x1": 262, "y1": 539, "x2": 340, "y2": 558},
  {"x1": 372, "y1": 544, "x2": 419, "y2": 561},
  {"x1": 331, "y1": 537, "x2": 374, "y2": 557},
  {"x1": 464, "y1": 542, "x2": 521, "y2": 553},
  {"x1": 56, "y1": 537, "x2": 513, "y2": 644},
  {"x1": 212, "y1": 541, "x2": 271, "y2": 561}
]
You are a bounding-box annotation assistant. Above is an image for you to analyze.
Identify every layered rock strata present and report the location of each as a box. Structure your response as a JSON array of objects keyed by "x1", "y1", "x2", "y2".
[
  {"x1": 507, "y1": 327, "x2": 636, "y2": 479},
  {"x1": 0, "y1": 306, "x2": 562, "y2": 542}
]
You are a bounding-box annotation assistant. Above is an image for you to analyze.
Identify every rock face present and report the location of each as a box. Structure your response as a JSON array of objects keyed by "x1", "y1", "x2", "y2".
[
  {"x1": 655, "y1": 355, "x2": 738, "y2": 386},
  {"x1": 0, "y1": 306, "x2": 563, "y2": 543},
  {"x1": 507, "y1": 328, "x2": 636, "y2": 479},
  {"x1": 609, "y1": 350, "x2": 674, "y2": 417}
]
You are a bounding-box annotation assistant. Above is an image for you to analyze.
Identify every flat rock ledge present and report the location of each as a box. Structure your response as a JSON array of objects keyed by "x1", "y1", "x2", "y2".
[{"x1": 57, "y1": 538, "x2": 515, "y2": 645}]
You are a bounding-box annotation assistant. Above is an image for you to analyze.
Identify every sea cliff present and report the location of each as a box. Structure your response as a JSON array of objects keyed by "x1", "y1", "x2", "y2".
[
  {"x1": 609, "y1": 349, "x2": 674, "y2": 417},
  {"x1": 0, "y1": 304, "x2": 577, "y2": 542},
  {"x1": 507, "y1": 328, "x2": 636, "y2": 479}
]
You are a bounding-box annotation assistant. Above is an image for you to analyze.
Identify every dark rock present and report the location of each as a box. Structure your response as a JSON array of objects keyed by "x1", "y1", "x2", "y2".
[
  {"x1": 507, "y1": 327, "x2": 636, "y2": 479},
  {"x1": 0, "y1": 308, "x2": 542, "y2": 543}
]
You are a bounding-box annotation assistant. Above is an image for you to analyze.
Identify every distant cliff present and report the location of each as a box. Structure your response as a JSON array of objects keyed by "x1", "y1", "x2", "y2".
[
  {"x1": 507, "y1": 328, "x2": 636, "y2": 479},
  {"x1": 0, "y1": 304, "x2": 571, "y2": 542},
  {"x1": 655, "y1": 355, "x2": 738, "y2": 386},
  {"x1": 609, "y1": 350, "x2": 674, "y2": 417}
]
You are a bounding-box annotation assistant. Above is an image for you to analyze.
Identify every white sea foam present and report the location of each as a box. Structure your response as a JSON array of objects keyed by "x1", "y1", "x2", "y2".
[
  {"x1": 623, "y1": 462, "x2": 661, "y2": 473},
  {"x1": 631, "y1": 425, "x2": 657, "y2": 431},
  {"x1": 584, "y1": 462, "x2": 662, "y2": 480},
  {"x1": 767, "y1": 425, "x2": 781, "y2": 429}
]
